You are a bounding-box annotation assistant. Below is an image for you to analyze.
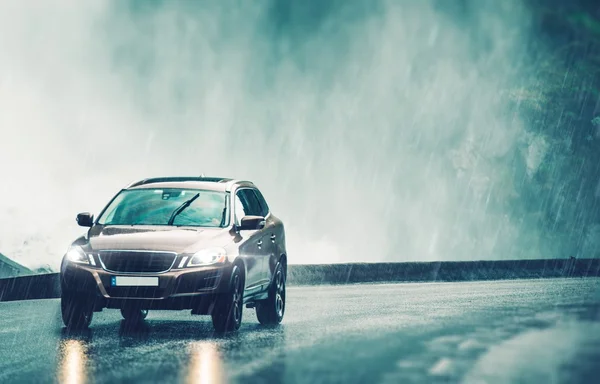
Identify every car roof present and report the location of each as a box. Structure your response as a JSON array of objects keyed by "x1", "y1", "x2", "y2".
[{"x1": 125, "y1": 177, "x2": 255, "y2": 192}]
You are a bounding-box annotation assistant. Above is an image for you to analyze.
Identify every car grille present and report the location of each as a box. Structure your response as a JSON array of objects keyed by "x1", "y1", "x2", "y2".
[{"x1": 98, "y1": 251, "x2": 176, "y2": 273}]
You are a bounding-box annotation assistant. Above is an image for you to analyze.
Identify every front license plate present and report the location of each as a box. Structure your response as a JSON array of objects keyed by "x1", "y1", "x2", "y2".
[{"x1": 111, "y1": 276, "x2": 159, "y2": 287}]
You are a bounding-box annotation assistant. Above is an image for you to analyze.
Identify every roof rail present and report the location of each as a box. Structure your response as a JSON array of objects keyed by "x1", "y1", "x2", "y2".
[
  {"x1": 223, "y1": 179, "x2": 255, "y2": 191},
  {"x1": 127, "y1": 176, "x2": 233, "y2": 188}
]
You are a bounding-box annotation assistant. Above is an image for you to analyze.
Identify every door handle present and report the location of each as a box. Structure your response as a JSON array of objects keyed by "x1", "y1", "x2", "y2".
[
  {"x1": 270, "y1": 234, "x2": 276, "y2": 242},
  {"x1": 257, "y1": 240, "x2": 263, "y2": 247}
]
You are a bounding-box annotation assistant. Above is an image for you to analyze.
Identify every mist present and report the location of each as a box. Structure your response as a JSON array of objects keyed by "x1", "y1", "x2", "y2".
[{"x1": 0, "y1": 0, "x2": 546, "y2": 270}]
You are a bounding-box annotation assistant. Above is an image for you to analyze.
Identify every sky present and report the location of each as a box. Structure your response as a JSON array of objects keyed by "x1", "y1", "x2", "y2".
[{"x1": 0, "y1": 0, "x2": 545, "y2": 270}]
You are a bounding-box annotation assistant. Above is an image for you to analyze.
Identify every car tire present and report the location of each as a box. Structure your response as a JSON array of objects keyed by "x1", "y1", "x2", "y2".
[
  {"x1": 211, "y1": 266, "x2": 244, "y2": 332},
  {"x1": 121, "y1": 308, "x2": 148, "y2": 322},
  {"x1": 256, "y1": 262, "x2": 286, "y2": 325},
  {"x1": 61, "y1": 293, "x2": 93, "y2": 329}
]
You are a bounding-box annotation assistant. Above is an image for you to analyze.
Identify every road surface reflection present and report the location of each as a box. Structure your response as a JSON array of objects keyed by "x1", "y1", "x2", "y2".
[
  {"x1": 52, "y1": 318, "x2": 287, "y2": 383},
  {"x1": 57, "y1": 330, "x2": 91, "y2": 384},
  {"x1": 186, "y1": 342, "x2": 225, "y2": 384}
]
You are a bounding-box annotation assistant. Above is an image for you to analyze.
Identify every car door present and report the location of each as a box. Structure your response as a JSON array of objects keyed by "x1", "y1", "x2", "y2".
[
  {"x1": 234, "y1": 188, "x2": 270, "y2": 292},
  {"x1": 253, "y1": 188, "x2": 278, "y2": 285}
]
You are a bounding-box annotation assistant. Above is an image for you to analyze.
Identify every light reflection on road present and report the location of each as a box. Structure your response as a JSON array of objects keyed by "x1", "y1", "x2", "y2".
[
  {"x1": 186, "y1": 341, "x2": 225, "y2": 384},
  {"x1": 57, "y1": 338, "x2": 89, "y2": 384}
]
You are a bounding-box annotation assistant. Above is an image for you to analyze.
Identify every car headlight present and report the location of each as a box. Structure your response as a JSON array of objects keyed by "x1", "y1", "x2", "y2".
[
  {"x1": 65, "y1": 245, "x2": 90, "y2": 265},
  {"x1": 187, "y1": 248, "x2": 227, "y2": 267}
]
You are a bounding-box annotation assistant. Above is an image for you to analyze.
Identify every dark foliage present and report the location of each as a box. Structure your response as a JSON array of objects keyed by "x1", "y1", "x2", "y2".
[{"x1": 509, "y1": 0, "x2": 600, "y2": 257}]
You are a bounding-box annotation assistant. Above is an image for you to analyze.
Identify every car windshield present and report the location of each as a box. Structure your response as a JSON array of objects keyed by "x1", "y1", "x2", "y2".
[{"x1": 97, "y1": 188, "x2": 229, "y2": 227}]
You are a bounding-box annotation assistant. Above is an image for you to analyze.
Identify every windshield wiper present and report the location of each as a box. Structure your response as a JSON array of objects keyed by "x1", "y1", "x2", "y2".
[{"x1": 168, "y1": 193, "x2": 200, "y2": 225}]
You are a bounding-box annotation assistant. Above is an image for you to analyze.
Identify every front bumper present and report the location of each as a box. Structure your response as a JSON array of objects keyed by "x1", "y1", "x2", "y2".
[{"x1": 60, "y1": 262, "x2": 233, "y2": 312}]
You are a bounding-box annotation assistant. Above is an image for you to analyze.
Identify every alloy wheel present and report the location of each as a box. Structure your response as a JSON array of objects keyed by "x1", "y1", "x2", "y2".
[
  {"x1": 274, "y1": 269, "x2": 285, "y2": 318},
  {"x1": 232, "y1": 273, "x2": 242, "y2": 324}
]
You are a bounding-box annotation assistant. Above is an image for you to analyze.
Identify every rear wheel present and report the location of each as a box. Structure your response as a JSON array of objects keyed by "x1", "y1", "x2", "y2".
[
  {"x1": 211, "y1": 266, "x2": 244, "y2": 332},
  {"x1": 61, "y1": 294, "x2": 93, "y2": 329},
  {"x1": 121, "y1": 308, "x2": 148, "y2": 322},
  {"x1": 256, "y1": 262, "x2": 286, "y2": 325}
]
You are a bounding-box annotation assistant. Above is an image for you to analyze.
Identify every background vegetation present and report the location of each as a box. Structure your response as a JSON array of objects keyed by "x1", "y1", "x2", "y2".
[{"x1": 513, "y1": 0, "x2": 600, "y2": 258}]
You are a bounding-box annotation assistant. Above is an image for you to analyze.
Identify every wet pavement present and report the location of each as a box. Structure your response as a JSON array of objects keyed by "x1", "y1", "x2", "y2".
[{"x1": 1, "y1": 278, "x2": 599, "y2": 383}]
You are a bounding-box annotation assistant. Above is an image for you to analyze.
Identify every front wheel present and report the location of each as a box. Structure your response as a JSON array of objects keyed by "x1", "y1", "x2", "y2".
[
  {"x1": 61, "y1": 294, "x2": 94, "y2": 329},
  {"x1": 256, "y1": 262, "x2": 286, "y2": 325},
  {"x1": 211, "y1": 266, "x2": 244, "y2": 332}
]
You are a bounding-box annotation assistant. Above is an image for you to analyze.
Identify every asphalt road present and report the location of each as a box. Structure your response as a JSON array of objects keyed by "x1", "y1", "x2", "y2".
[{"x1": 1, "y1": 278, "x2": 599, "y2": 384}]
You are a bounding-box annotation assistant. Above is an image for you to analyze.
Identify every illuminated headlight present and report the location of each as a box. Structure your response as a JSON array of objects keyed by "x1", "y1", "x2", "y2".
[
  {"x1": 65, "y1": 245, "x2": 91, "y2": 265},
  {"x1": 187, "y1": 248, "x2": 227, "y2": 267}
]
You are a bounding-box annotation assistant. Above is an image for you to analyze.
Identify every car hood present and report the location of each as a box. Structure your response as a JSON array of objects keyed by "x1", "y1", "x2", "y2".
[{"x1": 86, "y1": 225, "x2": 232, "y2": 254}]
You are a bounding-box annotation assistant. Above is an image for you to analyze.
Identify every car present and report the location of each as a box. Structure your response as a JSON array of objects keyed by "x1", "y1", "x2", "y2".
[{"x1": 59, "y1": 176, "x2": 287, "y2": 332}]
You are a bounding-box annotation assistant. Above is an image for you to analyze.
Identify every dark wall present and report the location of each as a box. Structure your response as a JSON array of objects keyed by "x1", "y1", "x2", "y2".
[{"x1": 1, "y1": 259, "x2": 599, "y2": 302}]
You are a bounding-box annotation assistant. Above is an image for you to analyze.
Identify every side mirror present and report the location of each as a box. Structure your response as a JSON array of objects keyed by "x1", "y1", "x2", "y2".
[
  {"x1": 238, "y1": 215, "x2": 265, "y2": 231},
  {"x1": 76, "y1": 212, "x2": 94, "y2": 228}
]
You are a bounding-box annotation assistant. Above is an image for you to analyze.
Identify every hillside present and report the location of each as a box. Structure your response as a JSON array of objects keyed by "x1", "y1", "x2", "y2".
[{"x1": 0, "y1": 252, "x2": 32, "y2": 278}]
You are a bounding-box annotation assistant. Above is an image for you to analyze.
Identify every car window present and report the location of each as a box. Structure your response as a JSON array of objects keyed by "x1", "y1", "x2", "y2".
[
  {"x1": 235, "y1": 189, "x2": 263, "y2": 225},
  {"x1": 254, "y1": 189, "x2": 269, "y2": 217}
]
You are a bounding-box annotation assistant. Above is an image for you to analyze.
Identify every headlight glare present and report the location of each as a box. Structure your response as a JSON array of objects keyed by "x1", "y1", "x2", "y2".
[
  {"x1": 188, "y1": 248, "x2": 227, "y2": 267},
  {"x1": 65, "y1": 246, "x2": 89, "y2": 265}
]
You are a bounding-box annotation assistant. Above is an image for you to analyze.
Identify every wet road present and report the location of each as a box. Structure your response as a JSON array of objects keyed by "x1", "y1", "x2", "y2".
[{"x1": 1, "y1": 278, "x2": 600, "y2": 384}]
